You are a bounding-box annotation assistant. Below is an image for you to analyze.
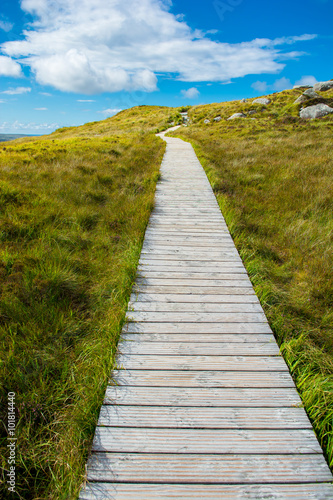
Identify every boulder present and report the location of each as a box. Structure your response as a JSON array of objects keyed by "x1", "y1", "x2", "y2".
[
  {"x1": 300, "y1": 103, "x2": 333, "y2": 119},
  {"x1": 303, "y1": 88, "x2": 320, "y2": 98},
  {"x1": 294, "y1": 95, "x2": 307, "y2": 104},
  {"x1": 227, "y1": 113, "x2": 246, "y2": 120},
  {"x1": 294, "y1": 89, "x2": 320, "y2": 104},
  {"x1": 313, "y1": 81, "x2": 333, "y2": 92},
  {"x1": 214, "y1": 116, "x2": 222, "y2": 122},
  {"x1": 240, "y1": 98, "x2": 247, "y2": 103},
  {"x1": 248, "y1": 110, "x2": 257, "y2": 115},
  {"x1": 204, "y1": 119, "x2": 210, "y2": 124},
  {"x1": 252, "y1": 98, "x2": 271, "y2": 105},
  {"x1": 293, "y1": 84, "x2": 312, "y2": 89}
]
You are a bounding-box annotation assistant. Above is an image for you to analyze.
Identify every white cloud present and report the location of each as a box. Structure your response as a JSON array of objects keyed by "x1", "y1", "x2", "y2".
[
  {"x1": 1, "y1": 0, "x2": 318, "y2": 94},
  {"x1": 77, "y1": 99, "x2": 96, "y2": 102},
  {"x1": 2, "y1": 86, "x2": 31, "y2": 95},
  {"x1": 34, "y1": 107, "x2": 48, "y2": 110},
  {"x1": 0, "y1": 56, "x2": 23, "y2": 77},
  {"x1": 295, "y1": 75, "x2": 318, "y2": 87},
  {"x1": 39, "y1": 91, "x2": 52, "y2": 96},
  {"x1": 181, "y1": 87, "x2": 200, "y2": 99},
  {"x1": 252, "y1": 77, "x2": 293, "y2": 93},
  {"x1": 0, "y1": 120, "x2": 59, "y2": 132},
  {"x1": 0, "y1": 18, "x2": 14, "y2": 32},
  {"x1": 100, "y1": 108, "x2": 123, "y2": 116},
  {"x1": 272, "y1": 77, "x2": 293, "y2": 91},
  {"x1": 252, "y1": 81, "x2": 268, "y2": 92}
]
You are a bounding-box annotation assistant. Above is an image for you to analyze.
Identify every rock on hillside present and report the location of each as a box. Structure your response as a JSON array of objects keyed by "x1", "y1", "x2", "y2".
[
  {"x1": 294, "y1": 89, "x2": 320, "y2": 104},
  {"x1": 227, "y1": 113, "x2": 246, "y2": 120},
  {"x1": 252, "y1": 98, "x2": 271, "y2": 105},
  {"x1": 300, "y1": 103, "x2": 333, "y2": 119},
  {"x1": 313, "y1": 81, "x2": 333, "y2": 92}
]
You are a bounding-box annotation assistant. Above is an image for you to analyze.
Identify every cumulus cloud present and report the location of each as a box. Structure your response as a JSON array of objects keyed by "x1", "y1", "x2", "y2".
[
  {"x1": 100, "y1": 108, "x2": 123, "y2": 116},
  {"x1": 1, "y1": 0, "x2": 317, "y2": 94},
  {"x1": 181, "y1": 87, "x2": 200, "y2": 99},
  {"x1": 0, "y1": 18, "x2": 14, "y2": 32},
  {"x1": 295, "y1": 75, "x2": 318, "y2": 86},
  {"x1": 0, "y1": 56, "x2": 23, "y2": 77},
  {"x1": 251, "y1": 81, "x2": 268, "y2": 92},
  {"x1": 0, "y1": 120, "x2": 59, "y2": 132},
  {"x1": 252, "y1": 77, "x2": 293, "y2": 93},
  {"x1": 271, "y1": 77, "x2": 293, "y2": 91},
  {"x1": 77, "y1": 99, "x2": 96, "y2": 102},
  {"x1": 34, "y1": 107, "x2": 47, "y2": 110},
  {"x1": 2, "y1": 86, "x2": 31, "y2": 95}
]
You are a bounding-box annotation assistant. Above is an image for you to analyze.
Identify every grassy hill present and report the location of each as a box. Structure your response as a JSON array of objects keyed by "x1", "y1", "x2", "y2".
[
  {"x1": 171, "y1": 86, "x2": 333, "y2": 471},
  {"x1": 0, "y1": 105, "x2": 178, "y2": 499},
  {"x1": 0, "y1": 91, "x2": 332, "y2": 498}
]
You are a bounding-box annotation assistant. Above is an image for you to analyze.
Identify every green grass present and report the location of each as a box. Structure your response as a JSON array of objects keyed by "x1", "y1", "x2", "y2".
[
  {"x1": 171, "y1": 87, "x2": 333, "y2": 470},
  {"x1": 0, "y1": 106, "x2": 174, "y2": 499}
]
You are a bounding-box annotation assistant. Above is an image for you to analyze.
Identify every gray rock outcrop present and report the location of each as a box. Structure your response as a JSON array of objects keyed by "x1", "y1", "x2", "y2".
[
  {"x1": 313, "y1": 81, "x2": 333, "y2": 92},
  {"x1": 252, "y1": 98, "x2": 271, "y2": 105},
  {"x1": 204, "y1": 119, "x2": 210, "y2": 124},
  {"x1": 294, "y1": 89, "x2": 320, "y2": 104},
  {"x1": 227, "y1": 113, "x2": 246, "y2": 120},
  {"x1": 293, "y1": 84, "x2": 312, "y2": 89},
  {"x1": 240, "y1": 98, "x2": 247, "y2": 103},
  {"x1": 300, "y1": 103, "x2": 333, "y2": 119},
  {"x1": 214, "y1": 116, "x2": 222, "y2": 122}
]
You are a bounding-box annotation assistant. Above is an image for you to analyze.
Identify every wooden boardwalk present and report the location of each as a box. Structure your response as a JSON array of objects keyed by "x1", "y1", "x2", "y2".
[{"x1": 80, "y1": 131, "x2": 333, "y2": 499}]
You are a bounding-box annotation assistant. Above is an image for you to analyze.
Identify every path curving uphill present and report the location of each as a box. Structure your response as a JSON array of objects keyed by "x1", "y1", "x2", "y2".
[{"x1": 80, "y1": 130, "x2": 333, "y2": 499}]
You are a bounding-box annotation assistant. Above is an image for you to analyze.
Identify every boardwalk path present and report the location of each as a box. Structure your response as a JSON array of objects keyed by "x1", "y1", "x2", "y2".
[{"x1": 80, "y1": 131, "x2": 333, "y2": 499}]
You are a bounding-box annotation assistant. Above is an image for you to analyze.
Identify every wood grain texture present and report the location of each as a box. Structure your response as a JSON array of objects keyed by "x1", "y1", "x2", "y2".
[
  {"x1": 104, "y1": 386, "x2": 301, "y2": 407},
  {"x1": 80, "y1": 483, "x2": 333, "y2": 500},
  {"x1": 97, "y1": 405, "x2": 310, "y2": 428},
  {"x1": 86, "y1": 453, "x2": 332, "y2": 483}
]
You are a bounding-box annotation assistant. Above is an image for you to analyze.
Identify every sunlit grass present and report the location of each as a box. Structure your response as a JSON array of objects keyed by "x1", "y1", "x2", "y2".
[{"x1": 0, "y1": 106, "x2": 173, "y2": 498}]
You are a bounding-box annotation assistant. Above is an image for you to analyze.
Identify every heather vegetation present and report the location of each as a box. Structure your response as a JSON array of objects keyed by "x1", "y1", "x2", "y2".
[
  {"x1": 0, "y1": 105, "x2": 173, "y2": 498},
  {"x1": 171, "y1": 86, "x2": 333, "y2": 470}
]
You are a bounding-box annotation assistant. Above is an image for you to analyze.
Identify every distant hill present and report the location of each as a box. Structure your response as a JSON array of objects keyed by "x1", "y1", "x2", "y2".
[{"x1": 0, "y1": 133, "x2": 34, "y2": 142}]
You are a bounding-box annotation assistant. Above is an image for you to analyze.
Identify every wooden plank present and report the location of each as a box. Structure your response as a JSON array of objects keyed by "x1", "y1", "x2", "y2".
[
  {"x1": 115, "y1": 354, "x2": 286, "y2": 371},
  {"x1": 119, "y1": 342, "x2": 280, "y2": 356},
  {"x1": 86, "y1": 453, "x2": 331, "y2": 483},
  {"x1": 140, "y1": 250, "x2": 241, "y2": 260},
  {"x1": 138, "y1": 265, "x2": 246, "y2": 273},
  {"x1": 104, "y1": 387, "x2": 299, "y2": 407},
  {"x1": 126, "y1": 311, "x2": 267, "y2": 323},
  {"x1": 130, "y1": 293, "x2": 257, "y2": 303},
  {"x1": 98, "y1": 405, "x2": 309, "y2": 428},
  {"x1": 128, "y1": 302, "x2": 263, "y2": 313},
  {"x1": 137, "y1": 269, "x2": 249, "y2": 283},
  {"x1": 139, "y1": 259, "x2": 244, "y2": 267},
  {"x1": 121, "y1": 333, "x2": 275, "y2": 343},
  {"x1": 133, "y1": 285, "x2": 256, "y2": 294},
  {"x1": 110, "y1": 369, "x2": 294, "y2": 388},
  {"x1": 124, "y1": 322, "x2": 272, "y2": 333},
  {"x1": 135, "y1": 279, "x2": 253, "y2": 288},
  {"x1": 80, "y1": 482, "x2": 333, "y2": 500},
  {"x1": 92, "y1": 428, "x2": 320, "y2": 454}
]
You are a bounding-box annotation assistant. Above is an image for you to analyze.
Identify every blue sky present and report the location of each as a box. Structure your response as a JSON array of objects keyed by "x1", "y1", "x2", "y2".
[{"x1": 0, "y1": 0, "x2": 332, "y2": 134}]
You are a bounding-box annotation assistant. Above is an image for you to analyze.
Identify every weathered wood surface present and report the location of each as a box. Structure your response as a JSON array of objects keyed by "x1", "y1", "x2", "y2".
[
  {"x1": 81, "y1": 483, "x2": 333, "y2": 500},
  {"x1": 80, "y1": 131, "x2": 332, "y2": 499}
]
